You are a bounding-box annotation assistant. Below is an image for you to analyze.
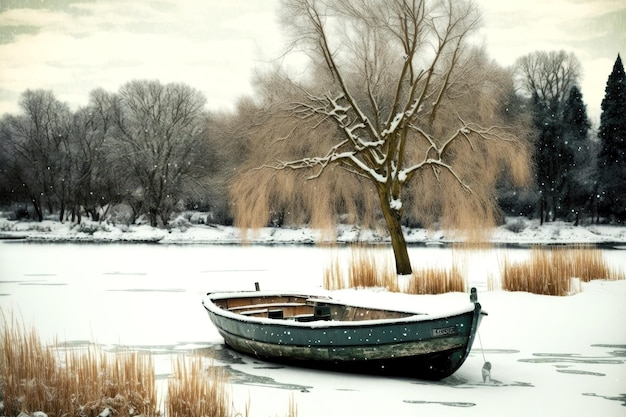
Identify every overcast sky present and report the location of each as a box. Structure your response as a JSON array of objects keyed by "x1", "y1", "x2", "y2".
[{"x1": 0, "y1": 0, "x2": 624, "y2": 125}]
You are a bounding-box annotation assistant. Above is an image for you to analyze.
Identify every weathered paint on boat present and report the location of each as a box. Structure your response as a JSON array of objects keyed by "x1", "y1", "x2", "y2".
[{"x1": 202, "y1": 289, "x2": 485, "y2": 380}]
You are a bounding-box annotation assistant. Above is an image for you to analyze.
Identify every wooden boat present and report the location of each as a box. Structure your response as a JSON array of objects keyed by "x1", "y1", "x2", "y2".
[{"x1": 202, "y1": 286, "x2": 486, "y2": 380}]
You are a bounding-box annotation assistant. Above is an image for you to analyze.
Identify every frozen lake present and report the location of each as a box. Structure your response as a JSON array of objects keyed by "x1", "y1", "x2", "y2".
[{"x1": 1, "y1": 242, "x2": 625, "y2": 416}]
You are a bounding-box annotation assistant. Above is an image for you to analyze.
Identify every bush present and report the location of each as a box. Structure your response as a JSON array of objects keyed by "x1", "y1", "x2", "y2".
[
  {"x1": 504, "y1": 218, "x2": 528, "y2": 233},
  {"x1": 77, "y1": 222, "x2": 108, "y2": 235},
  {"x1": 105, "y1": 204, "x2": 134, "y2": 226},
  {"x1": 169, "y1": 215, "x2": 192, "y2": 231}
]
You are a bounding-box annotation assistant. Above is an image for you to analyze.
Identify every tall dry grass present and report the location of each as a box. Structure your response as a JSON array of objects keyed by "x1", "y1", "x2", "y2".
[
  {"x1": 324, "y1": 246, "x2": 466, "y2": 294},
  {"x1": 1, "y1": 315, "x2": 298, "y2": 417},
  {"x1": 167, "y1": 355, "x2": 230, "y2": 417},
  {"x1": 0, "y1": 315, "x2": 158, "y2": 417},
  {"x1": 501, "y1": 246, "x2": 624, "y2": 296},
  {"x1": 324, "y1": 246, "x2": 399, "y2": 292},
  {"x1": 569, "y1": 247, "x2": 624, "y2": 282},
  {"x1": 405, "y1": 265, "x2": 467, "y2": 294}
]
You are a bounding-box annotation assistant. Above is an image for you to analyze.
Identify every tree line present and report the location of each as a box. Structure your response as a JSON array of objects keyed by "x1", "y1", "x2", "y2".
[
  {"x1": 0, "y1": 9, "x2": 624, "y2": 235},
  {"x1": 510, "y1": 51, "x2": 625, "y2": 225}
]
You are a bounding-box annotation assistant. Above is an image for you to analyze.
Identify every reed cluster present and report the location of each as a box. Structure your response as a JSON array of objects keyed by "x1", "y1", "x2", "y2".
[
  {"x1": 1, "y1": 315, "x2": 299, "y2": 417},
  {"x1": 405, "y1": 265, "x2": 466, "y2": 294},
  {"x1": 324, "y1": 246, "x2": 399, "y2": 292},
  {"x1": 569, "y1": 247, "x2": 623, "y2": 281},
  {"x1": 324, "y1": 246, "x2": 466, "y2": 294},
  {"x1": 325, "y1": 245, "x2": 622, "y2": 297},
  {"x1": 0, "y1": 316, "x2": 158, "y2": 417},
  {"x1": 167, "y1": 355, "x2": 230, "y2": 417},
  {"x1": 500, "y1": 246, "x2": 624, "y2": 296}
]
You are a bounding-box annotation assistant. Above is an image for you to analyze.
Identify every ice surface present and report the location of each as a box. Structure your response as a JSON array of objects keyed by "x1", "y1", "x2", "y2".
[{"x1": 1, "y1": 220, "x2": 625, "y2": 417}]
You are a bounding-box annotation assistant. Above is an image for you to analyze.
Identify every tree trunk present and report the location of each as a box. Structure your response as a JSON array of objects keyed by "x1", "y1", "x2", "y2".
[
  {"x1": 31, "y1": 197, "x2": 43, "y2": 222},
  {"x1": 59, "y1": 202, "x2": 65, "y2": 223},
  {"x1": 378, "y1": 189, "x2": 412, "y2": 275}
]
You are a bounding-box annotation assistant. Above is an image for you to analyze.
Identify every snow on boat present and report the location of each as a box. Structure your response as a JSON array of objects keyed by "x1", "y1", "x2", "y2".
[{"x1": 202, "y1": 286, "x2": 486, "y2": 380}]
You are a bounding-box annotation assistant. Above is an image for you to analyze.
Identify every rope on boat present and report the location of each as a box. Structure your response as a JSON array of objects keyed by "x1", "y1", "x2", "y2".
[{"x1": 477, "y1": 330, "x2": 492, "y2": 383}]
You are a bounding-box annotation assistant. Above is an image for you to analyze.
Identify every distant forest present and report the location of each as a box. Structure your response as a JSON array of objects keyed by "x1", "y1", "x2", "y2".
[{"x1": 1, "y1": 52, "x2": 624, "y2": 227}]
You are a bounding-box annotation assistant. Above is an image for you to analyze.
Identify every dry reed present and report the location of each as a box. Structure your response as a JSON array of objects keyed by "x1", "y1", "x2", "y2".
[
  {"x1": 324, "y1": 246, "x2": 399, "y2": 292},
  {"x1": 324, "y1": 246, "x2": 466, "y2": 294},
  {"x1": 1, "y1": 315, "x2": 300, "y2": 417},
  {"x1": 0, "y1": 314, "x2": 159, "y2": 417},
  {"x1": 570, "y1": 247, "x2": 624, "y2": 282},
  {"x1": 406, "y1": 265, "x2": 467, "y2": 294},
  {"x1": 286, "y1": 393, "x2": 298, "y2": 417},
  {"x1": 500, "y1": 246, "x2": 624, "y2": 296},
  {"x1": 167, "y1": 355, "x2": 231, "y2": 417}
]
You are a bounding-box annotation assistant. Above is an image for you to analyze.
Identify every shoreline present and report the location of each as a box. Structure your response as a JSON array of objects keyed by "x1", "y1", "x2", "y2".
[{"x1": 1, "y1": 217, "x2": 625, "y2": 247}]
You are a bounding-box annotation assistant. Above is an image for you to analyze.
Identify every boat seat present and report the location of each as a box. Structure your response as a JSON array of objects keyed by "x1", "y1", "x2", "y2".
[
  {"x1": 228, "y1": 302, "x2": 307, "y2": 312},
  {"x1": 293, "y1": 314, "x2": 316, "y2": 322},
  {"x1": 289, "y1": 305, "x2": 331, "y2": 322},
  {"x1": 268, "y1": 309, "x2": 284, "y2": 319},
  {"x1": 239, "y1": 309, "x2": 270, "y2": 316}
]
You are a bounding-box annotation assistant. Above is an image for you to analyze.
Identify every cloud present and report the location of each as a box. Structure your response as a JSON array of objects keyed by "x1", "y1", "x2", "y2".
[
  {"x1": 0, "y1": 0, "x2": 621, "y2": 121},
  {"x1": 0, "y1": 0, "x2": 282, "y2": 114},
  {"x1": 474, "y1": 0, "x2": 625, "y2": 123}
]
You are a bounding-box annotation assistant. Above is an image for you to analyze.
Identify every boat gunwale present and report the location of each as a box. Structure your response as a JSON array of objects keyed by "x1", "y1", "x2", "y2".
[{"x1": 203, "y1": 290, "x2": 479, "y2": 329}]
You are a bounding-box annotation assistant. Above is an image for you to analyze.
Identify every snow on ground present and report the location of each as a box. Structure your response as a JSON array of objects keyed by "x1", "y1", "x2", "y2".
[
  {"x1": 0, "y1": 219, "x2": 625, "y2": 417},
  {"x1": 1, "y1": 216, "x2": 625, "y2": 246}
]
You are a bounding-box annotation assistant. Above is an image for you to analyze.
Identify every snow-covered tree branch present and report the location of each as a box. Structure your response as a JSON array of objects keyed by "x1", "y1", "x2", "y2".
[{"x1": 231, "y1": 0, "x2": 532, "y2": 274}]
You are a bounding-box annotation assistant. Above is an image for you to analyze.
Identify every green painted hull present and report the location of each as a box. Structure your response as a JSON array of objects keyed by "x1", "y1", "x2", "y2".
[{"x1": 203, "y1": 291, "x2": 484, "y2": 380}]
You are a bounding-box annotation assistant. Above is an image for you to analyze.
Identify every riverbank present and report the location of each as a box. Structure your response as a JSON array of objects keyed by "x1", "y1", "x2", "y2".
[{"x1": 1, "y1": 216, "x2": 625, "y2": 246}]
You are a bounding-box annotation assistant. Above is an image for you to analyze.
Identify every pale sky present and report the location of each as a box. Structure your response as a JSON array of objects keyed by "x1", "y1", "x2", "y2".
[{"x1": 0, "y1": 0, "x2": 624, "y2": 125}]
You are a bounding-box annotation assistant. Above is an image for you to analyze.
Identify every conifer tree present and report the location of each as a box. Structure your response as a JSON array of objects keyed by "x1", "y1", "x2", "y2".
[
  {"x1": 561, "y1": 85, "x2": 591, "y2": 223},
  {"x1": 515, "y1": 50, "x2": 582, "y2": 223},
  {"x1": 597, "y1": 54, "x2": 626, "y2": 222}
]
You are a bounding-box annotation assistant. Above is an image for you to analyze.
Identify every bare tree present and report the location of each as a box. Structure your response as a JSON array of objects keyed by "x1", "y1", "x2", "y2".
[
  {"x1": 65, "y1": 89, "x2": 119, "y2": 222},
  {"x1": 108, "y1": 80, "x2": 209, "y2": 227},
  {"x1": 0, "y1": 90, "x2": 71, "y2": 221},
  {"x1": 515, "y1": 50, "x2": 581, "y2": 104},
  {"x1": 232, "y1": 0, "x2": 531, "y2": 274}
]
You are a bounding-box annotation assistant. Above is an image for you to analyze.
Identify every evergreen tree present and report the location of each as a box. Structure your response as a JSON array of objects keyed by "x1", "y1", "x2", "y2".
[
  {"x1": 560, "y1": 85, "x2": 591, "y2": 224},
  {"x1": 532, "y1": 93, "x2": 565, "y2": 223},
  {"x1": 516, "y1": 50, "x2": 582, "y2": 223},
  {"x1": 597, "y1": 54, "x2": 626, "y2": 222}
]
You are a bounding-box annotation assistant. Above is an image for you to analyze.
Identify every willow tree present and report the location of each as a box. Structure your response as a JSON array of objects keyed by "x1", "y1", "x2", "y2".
[{"x1": 232, "y1": 0, "x2": 531, "y2": 275}]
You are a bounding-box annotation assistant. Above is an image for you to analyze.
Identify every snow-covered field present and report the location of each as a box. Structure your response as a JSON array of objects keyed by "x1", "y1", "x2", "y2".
[{"x1": 1, "y1": 218, "x2": 625, "y2": 416}]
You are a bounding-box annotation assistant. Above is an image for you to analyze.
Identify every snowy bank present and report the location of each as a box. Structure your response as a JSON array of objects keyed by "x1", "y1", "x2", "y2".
[{"x1": 0, "y1": 217, "x2": 625, "y2": 246}]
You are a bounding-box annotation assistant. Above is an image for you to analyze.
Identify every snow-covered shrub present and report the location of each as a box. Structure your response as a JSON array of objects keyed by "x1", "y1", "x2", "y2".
[
  {"x1": 504, "y1": 218, "x2": 527, "y2": 234},
  {"x1": 0, "y1": 221, "x2": 13, "y2": 231},
  {"x1": 105, "y1": 204, "x2": 134, "y2": 226},
  {"x1": 77, "y1": 222, "x2": 108, "y2": 235},
  {"x1": 26, "y1": 224, "x2": 51, "y2": 232},
  {"x1": 188, "y1": 211, "x2": 211, "y2": 225},
  {"x1": 169, "y1": 215, "x2": 191, "y2": 232}
]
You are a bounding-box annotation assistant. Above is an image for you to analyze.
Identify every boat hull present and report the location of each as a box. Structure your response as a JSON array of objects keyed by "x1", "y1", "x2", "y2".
[{"x1": 203, "y1": 292, "x2": 483, "y2": 380}]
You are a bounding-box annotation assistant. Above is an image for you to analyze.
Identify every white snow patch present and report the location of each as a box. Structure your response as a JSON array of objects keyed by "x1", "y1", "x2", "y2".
[{"x1": 2, "y1": 216, "x2": 625, "y2": 246}]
